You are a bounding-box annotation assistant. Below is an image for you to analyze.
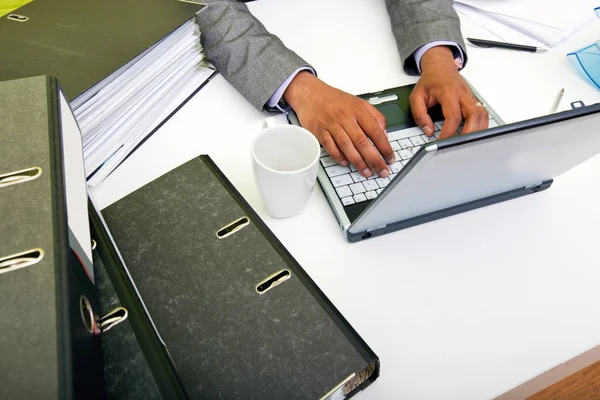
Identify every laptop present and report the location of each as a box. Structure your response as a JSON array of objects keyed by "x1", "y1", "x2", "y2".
[{"x1": 288, "y1": 84, "x2": 600, "y2": 242}]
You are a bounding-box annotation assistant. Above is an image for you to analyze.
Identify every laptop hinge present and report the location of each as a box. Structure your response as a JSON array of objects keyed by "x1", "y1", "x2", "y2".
[
  {"x1": 366, "y1": 223, "x2": 387, "y2": 233},
  {"x1": 525, "y1": 181, "x2": 544, "y2": 189},
  {"x1": 525, "y1": 181, "x2": 545, "y2": 193}
]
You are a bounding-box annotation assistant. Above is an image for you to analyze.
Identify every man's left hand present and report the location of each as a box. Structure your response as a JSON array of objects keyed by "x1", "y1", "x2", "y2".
[{"x1": 410, "y1": 46, "x2": 488, "y2": 140}]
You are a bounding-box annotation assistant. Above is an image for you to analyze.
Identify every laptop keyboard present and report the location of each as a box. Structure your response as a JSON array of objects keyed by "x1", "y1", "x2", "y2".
[{"x1": 321, "y1": 116, "x2": 500, "y2": 206}]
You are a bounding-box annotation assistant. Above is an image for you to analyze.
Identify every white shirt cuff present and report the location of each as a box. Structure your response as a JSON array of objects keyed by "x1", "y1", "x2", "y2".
[{"x1": 413, "y1": 41, "x2": 464, "y2": 74}]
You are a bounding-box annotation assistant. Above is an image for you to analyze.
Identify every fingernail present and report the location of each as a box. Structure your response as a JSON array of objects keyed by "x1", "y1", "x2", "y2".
[
  {"x1": 386, "y1": 156, "x2": 395, "y2": 164},
  {"x1": 362, "y1": 168, "x2": 373, "y2": 178},
  {"x1": 379, "y1": 168, "x2": 390, "y2": 178},
  {"x1": 423, "y1": 126, "x2": 433, "y2": 136},
  {"x1": 339, "y1": 159, "x2": 349, "y2": 166}
]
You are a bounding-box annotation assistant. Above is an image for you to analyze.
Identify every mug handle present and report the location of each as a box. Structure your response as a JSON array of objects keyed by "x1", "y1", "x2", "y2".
[{"x1": 262, "y1": 116, "x2": 279, "y2": 129}]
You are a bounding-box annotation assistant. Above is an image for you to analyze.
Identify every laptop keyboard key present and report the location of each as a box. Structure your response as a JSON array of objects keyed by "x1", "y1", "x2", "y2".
[
  {"x1": 336, "y1": 185, "x2": 352, "y2": 198},
  {"x1": 320, "y1": 156, "x2": 338, "y2": 168},
  {"x1": 320, "y1": 147, "x2": 329, "y2": 157},
  {"x1": 387, "y1": 127, "x2": 422, "y2": 142},
  {"x1": 389, "y1": 141, "x2": 401, "y2": 151},
  {"x1": 411, "y1": 146, "x2": 421, "y2": 155},
  {"x1": 331, "y1": 174, "x2": 353, "y2": 187},
  {"x1": 350, "y1": 172, "x2": 367, "y2": 182},
  {"x1": 341, "y1": 196, "x2": 355, "y2": 206},
  {"x1": 363, "y1": 180, "x2": 379, "y2": 191},
  {"x1": 349, "y1": 182, "x2": 366, "y2": 194},
  {"x1": 349, "y1": 164, "x2": 358, "y2": 172},
  {"x1": 399, "y1": 138, "x2": 412, "y2": 149},
  {"x1": 390, "y1": 162, "x2": 403, "y2": 173},
  {"x1": 376, "y1": 189, "x2": 384, "y2": 195},
  {"x1": 325, "y1": 165, "x2": 351, "y2": 177},
  {"x1": 410, "y1": 136, "x2": 425, "y2": 146},
  {"x1": 421, "y1": 134, "x2": 436, "y2": 143},
  {"x1": 365, "y1": 190, "x2": 377, "y2": 200},
  {"x1": 398, "y1": 149, "x2": 413, "y2": 160},
  {"x1": 375, "y1": 177, "x2": 390, "y2": 188},
  {"x1": 353, "y1": 193, "x2": 367, "y2": 203}
]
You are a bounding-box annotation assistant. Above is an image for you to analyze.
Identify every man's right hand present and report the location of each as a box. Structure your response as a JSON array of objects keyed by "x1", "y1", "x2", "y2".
[{"x1": 283, "y1": 71, "x2": 393, "y2": 178}]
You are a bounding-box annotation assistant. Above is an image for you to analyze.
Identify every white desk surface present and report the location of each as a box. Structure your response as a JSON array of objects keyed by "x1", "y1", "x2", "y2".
[{"x1": 92, "y1": 1, "x2": 600, "y2": 399}]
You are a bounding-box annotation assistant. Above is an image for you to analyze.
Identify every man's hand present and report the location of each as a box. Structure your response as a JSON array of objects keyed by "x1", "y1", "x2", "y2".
[
  {"x1": 410, "y1": 46, "x2": 488, "y2": 140},
  {"x1": 283, "y1": 71, "x2": 394, "y2": 178}
]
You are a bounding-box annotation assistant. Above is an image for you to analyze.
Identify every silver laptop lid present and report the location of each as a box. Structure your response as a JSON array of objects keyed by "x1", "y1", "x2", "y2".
[{"x1": 349, "y1": 104, "x2": 600, "y2": 235}]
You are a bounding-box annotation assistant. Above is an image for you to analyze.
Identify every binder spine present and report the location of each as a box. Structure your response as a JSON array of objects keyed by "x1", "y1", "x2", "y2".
[
  {"x1": 48, "y1": 77, "x2": 105, "y2": 399},
  {"x1": 47, "y1": 81, "x2": 76, "y2": 399},
  {"x1": 88, "y1": 197, "x2": 189, "y2": 400}
]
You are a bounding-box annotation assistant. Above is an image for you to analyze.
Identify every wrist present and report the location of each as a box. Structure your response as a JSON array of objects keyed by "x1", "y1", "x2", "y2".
[
  {"x1": 283, "y1": 71, "x2": 320, "y2": 110},
  {"x1": 420, "y1": 46, "x2": 458, "y2": 74}
]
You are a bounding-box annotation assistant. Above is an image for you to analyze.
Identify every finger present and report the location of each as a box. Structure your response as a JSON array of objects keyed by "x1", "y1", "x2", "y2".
[
  {"x1": 344, "y1": 121, "x2": 390, "y2": 178},
  {"x1": 409, "y1": 89, "x2": 435, "y2": 137},
  {"x1": 460, "y1": 98, "x2": 489, "y2": 135},
  {"x1": 364, "y1": 101, "x2": 387, "y2": 134},
  {"x1": 438, "y1": 92, "x2": 462, "y2": 139},
  {"x1": 320, "y1": 131, "x2": 348, "y2": 166},
  {"x1": 330, "y1": 125, "x2": 373, "y2": 177},
  {"x1": 359, "y1": 104, "x2": 395, "y2": 164}
]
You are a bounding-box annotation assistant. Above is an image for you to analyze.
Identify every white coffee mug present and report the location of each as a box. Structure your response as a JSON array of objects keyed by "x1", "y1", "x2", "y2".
[{"x1": 251, "y1": 119, "x2": 320, "y2": 218}]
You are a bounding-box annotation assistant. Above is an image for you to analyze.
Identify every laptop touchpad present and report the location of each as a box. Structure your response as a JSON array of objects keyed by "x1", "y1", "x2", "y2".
[{"x1": 378, "y1": 103, "x2": 407, "y2": 127}]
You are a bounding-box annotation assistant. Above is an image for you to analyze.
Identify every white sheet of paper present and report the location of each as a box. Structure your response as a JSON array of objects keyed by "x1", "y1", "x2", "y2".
[
  {"x1": 86, "y1": 65, "x2": 215, "y2": 189},
  {"x1": 455, "y1": 0, "x2": 598, "y2": 47}
]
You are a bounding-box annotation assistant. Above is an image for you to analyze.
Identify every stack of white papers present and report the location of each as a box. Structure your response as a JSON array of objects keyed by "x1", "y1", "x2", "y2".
[
  {"x1": 455, "y1": 0, "x2": 598, "y2": 48},
  {"x1": 73, "y1": 20, "x2": 215, "y2": 189}
]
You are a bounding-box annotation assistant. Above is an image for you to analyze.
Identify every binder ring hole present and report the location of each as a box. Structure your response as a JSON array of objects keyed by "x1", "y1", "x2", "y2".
[
  {"x1": 0, "y1": 248, "x2": 44, "y2": 275},
  {"x1": 6, "y1": 14, "x2": 29, "y2": 22},
  {"x1": 99, "y1": 307, "x2": 128, "y2": 334},
  {"x1": 256, "y1": 269, "x2": 291, "y2": 295},
  {"x1": 0, "y1": 167, "x2": 42, "y2": 189},
  {"x1": 79, "y1": 296, "x2": 96, "y2": 334},
  {"x1": 216, "y1": 217, "x2": 250, "y2": 239}
]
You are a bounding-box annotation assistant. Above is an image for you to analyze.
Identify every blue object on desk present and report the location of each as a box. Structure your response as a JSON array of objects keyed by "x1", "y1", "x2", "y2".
[{"x1": 567, "y1": 40, "x2": 600, "y2": 89}]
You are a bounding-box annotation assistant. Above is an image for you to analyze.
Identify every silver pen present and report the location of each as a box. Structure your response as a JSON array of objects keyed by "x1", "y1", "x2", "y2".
[{"x1": 551, "y1": 88, "x2": 564, "y2": 113}]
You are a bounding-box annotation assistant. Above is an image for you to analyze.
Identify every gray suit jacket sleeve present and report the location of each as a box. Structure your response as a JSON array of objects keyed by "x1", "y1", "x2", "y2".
[
  {"x1": 196, "y1": 1, "x2": 313, "y2": 111},
  {"x1": 385, "y1": 0, "x2": 468, "y2": 75}
]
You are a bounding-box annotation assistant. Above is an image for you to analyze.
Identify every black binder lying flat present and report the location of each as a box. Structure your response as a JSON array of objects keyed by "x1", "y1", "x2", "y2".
[
  {"x1": 90, "y1": 155, "x2": 380, "y2": 399},
  {"x1": 0, "y1": 76, "x2": 103, "y2": 398}
]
